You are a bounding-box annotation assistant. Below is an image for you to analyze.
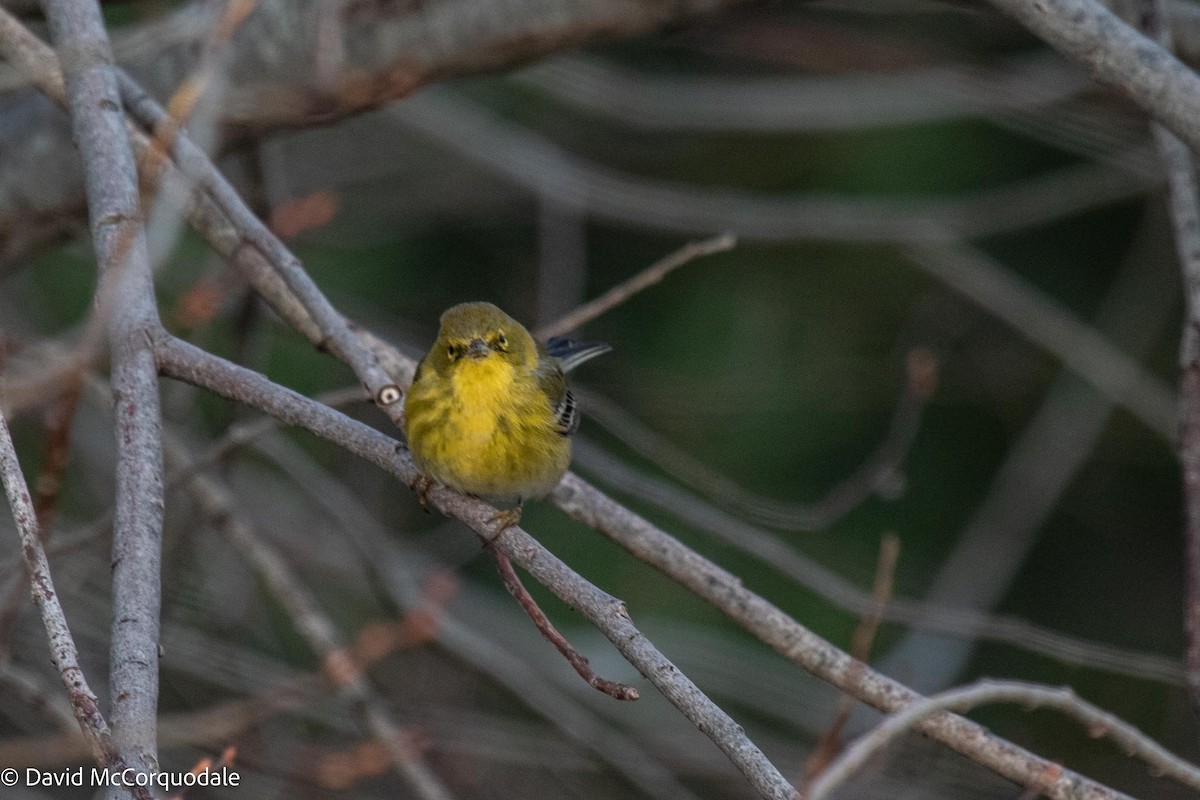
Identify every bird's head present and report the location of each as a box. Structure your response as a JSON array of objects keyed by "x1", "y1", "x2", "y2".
[{"x1": 430, "y1": 302, "x2": 538, "y2": 373}]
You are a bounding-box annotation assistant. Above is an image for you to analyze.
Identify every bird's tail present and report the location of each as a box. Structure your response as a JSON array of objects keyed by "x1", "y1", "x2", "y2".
[{"x1": 546, "y1": 336, "x2": 612, "y2": 372}]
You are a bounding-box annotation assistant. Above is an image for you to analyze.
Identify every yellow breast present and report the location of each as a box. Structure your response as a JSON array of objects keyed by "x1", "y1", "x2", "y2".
[{"x1": 405, "y1": 356, "x2": 570, "y2": 502}]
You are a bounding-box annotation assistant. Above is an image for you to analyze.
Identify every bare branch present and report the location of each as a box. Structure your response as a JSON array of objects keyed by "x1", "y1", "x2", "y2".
[
  {"x1": 114, "y1": 72, "x2": 404, "y2": 418},
  {"x1": 804, "y1": 679, "x2": 1200, "y2": 800},
  {"x1": 131, "y1": 0, "x2": 758, "y2": 132},
  {"x1": 987, "y1": 0, "x2": 1200, "y2": 152},
  {"x1": 2, "y1": 9, "x2": 1181, "y2": 795},
  {"x1": 141, "y1": 375, "x2": 1191, "y2": 695},
  {"x1": 537, "y1": 233, "x2": 736, "y2": 340},
  {"x1": 0, "y1": 0, "x2": 761, "y2": 267},
  {"x1": 0, "y1": 6, "x2": 64, "y2": 97},
  {"x1": 0, "y1": 380, "x2": 82, "y2": 656},
  {"x1": 486, "y1": 546, "x2": 639, "y2": 701},
  {"x1": 0, "y1": 411, "x2": 150, "y2": 800},
  {"x1": 41, "y1": 0, "x2": 165, "y2": 780},
  {"x1": 0, "y1": 7, "x2": 399, "y2": 417}
]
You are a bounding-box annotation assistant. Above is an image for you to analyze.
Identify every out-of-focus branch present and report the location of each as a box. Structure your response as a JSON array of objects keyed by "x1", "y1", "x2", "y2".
[
  {"x1": 387, "y1": 89, "x2": 1156, "y2": 244},
  {"x1": 0, "y1": 412, "x2": 150, "y2": 800},
  {"x1": 0, "y1": 660, "x2": 78, "y2": 734},
  {"x1": 0, "y1": 0, "x2": 758, "y2": 243},
  {"x1": 0, "y1": 689, "x2": 306, "y2": 770},
  {"x1": 881, "y1": 207, "x2": 1183, "y2": 693},
  {"x1": 577, "y1": 346, "x2": 935, "y2": 532},
  {"x1": 514, "y1": 53, "x2": 1090, "y2": 133},
  {"x1": 987, "y1": 0, "x2": 1200, "y2": 152},
  {"x1": 0, "y1": 0, "x2": 756, "y2": 118},
  {"x1": 170, "y1": 444, "x2": 456, "y2": 800},
  {"x1": 0, "y1": 7, "x2": 402, "y2": 421},
  {"x1": 1138, "y1": 0, "x2": 1200, "y2": 719},
  {"x1": 574, "y1": 439, "x2": 1186, "y2": 686},
  {"x1": 903, "y1": 234, "x2": 1177, "y2": 439},
  {"x1": 804, "y1": 679, "x2": 1200, "y2": 800},
  {"x1": 140, "y1": 0, "x2": 757, "y2": 131},
  {"x1": 41, "y1": 0, "x2": 165, "y2": 783}
]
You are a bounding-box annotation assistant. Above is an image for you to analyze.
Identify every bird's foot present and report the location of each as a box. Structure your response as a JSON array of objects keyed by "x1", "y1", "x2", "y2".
[
  {"x1": 413, "y1": 475, "x2": 434, "y2": 513},
  {"x1": 485, "y1": 506, "x2": 523, "y2": 541}
]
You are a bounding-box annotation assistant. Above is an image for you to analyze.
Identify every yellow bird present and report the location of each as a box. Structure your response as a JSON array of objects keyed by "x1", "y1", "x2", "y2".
[{"x1": 404, "y1": 302, "x2": 610, "y2": 529}]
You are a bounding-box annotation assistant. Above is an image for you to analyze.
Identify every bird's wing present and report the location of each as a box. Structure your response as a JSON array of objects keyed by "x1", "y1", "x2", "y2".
[
  {"x1": 545, "y1": 336, "x2": 612, "y2": 373},
  {"x1": 536, "y1": 363, "x2": 578, "y2": 436}
]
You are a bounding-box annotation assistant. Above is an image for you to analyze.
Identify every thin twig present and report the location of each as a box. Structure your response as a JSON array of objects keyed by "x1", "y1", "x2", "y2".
[
  {"x1": 0, "y1": 379, "x2": 82, "y2": 657},
  {"x1": 485, "y1": 546, "x2": 639, "y2": 701},
  {"x1": 803, "y1": 679, "x2": 1200, "y2": 800},
  {"x1": 536, "y1": 233, "x2": 736, "y2": 339},
  {"x1": 0, "y1": 411, "x2": 151, "y2": 800},
  {"x1": 42, "y1": 0, "x2": 166, "y2": 780},
  {"x1": 802, "y1": 533, "x2": 899, "y2": 782}
]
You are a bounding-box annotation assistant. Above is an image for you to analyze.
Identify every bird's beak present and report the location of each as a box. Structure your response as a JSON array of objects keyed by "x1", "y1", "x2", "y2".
[{"x1": 466, "y1": 338, "x2": 490, "y2": 359}]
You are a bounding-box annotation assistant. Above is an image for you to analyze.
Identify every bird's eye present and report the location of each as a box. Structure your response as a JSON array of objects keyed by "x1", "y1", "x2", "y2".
[
  {"x1": 447, "y1": 344, "x2": 459, "y2": 359},
  {"x1": 495, "y1": 333, "x2": 507, "y2": 349}
]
